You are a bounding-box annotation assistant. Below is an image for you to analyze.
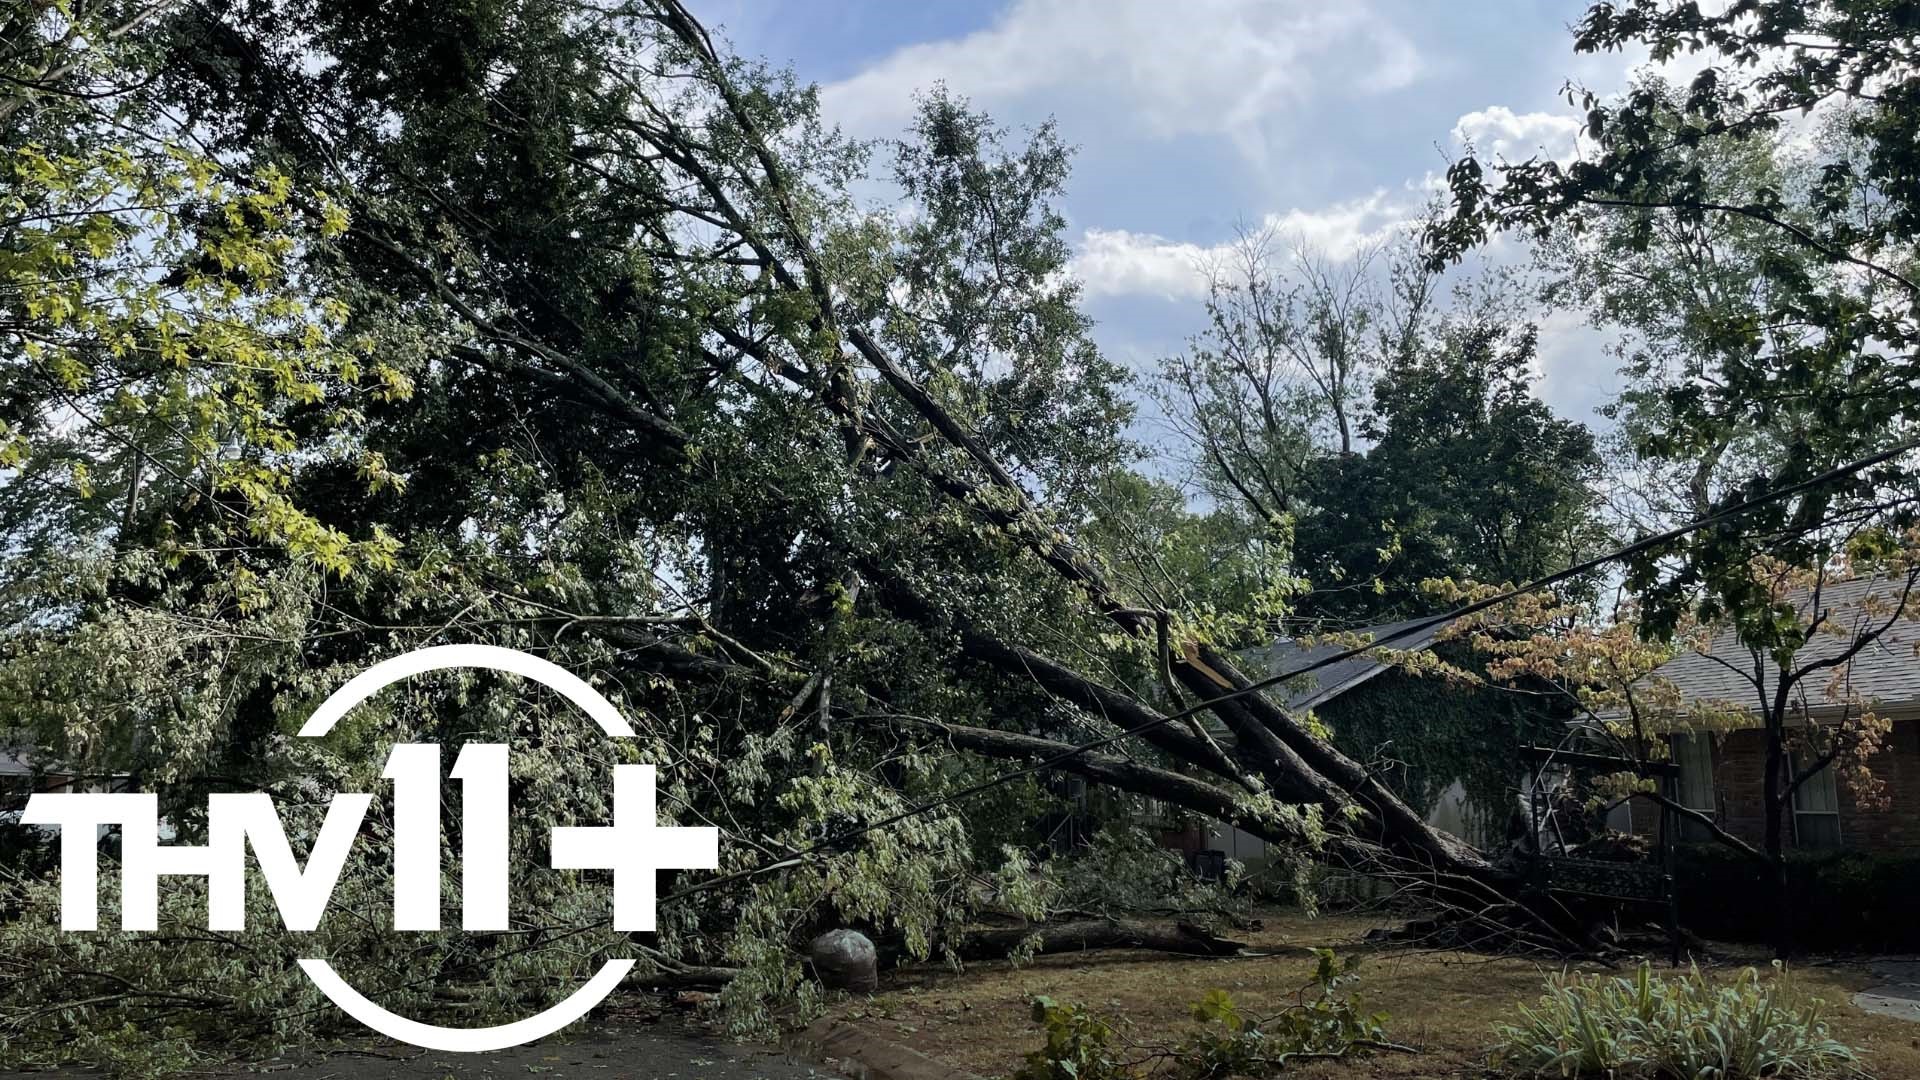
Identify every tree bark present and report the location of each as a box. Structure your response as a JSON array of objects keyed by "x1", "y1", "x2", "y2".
[
  {"x1": 946, "y1": 919, "x2": 1247, "y2": 961},
  {"x1": 1763, "y1": 723, "x2": 1792, "y2": 961},
  {"x1": 1185, "y1": 642, "x2": 1498, "y2": 875},
  {"x1": 903, "y1": 715, "x2": 1382, "y2": 865}
]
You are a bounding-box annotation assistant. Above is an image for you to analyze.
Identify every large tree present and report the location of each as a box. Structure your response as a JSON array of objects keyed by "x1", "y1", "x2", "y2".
[
  {"x1": 0, "y1": 1, "x2": 1511, "y2": 1064},
  {"x1": 1438, "y1": 0, "x2": 1920, "y2": 957},
  {"x1": 1295, "y1": 310, "x2": 1608, "y2": 621},
  {"x1": 1433, "y1": 0, "x2": 1920, "y2": 634},
  {"x1": 1156, "y1": 233, "x2": 1607, "y2": 624}
]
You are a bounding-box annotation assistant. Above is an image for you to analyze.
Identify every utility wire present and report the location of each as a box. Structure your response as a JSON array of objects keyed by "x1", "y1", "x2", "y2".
[{"x1": 663, "y1": 438, "x2": 1920, "y2": 904}]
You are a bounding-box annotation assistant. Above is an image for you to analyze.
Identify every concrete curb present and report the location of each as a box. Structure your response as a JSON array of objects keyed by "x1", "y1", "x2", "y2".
[{"x1": 787, "y1": 1017, "x2": 985, "y2": 1080}]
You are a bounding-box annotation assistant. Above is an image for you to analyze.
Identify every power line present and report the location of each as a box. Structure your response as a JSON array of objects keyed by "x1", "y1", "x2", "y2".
[{"x1": 664, "y1": 437, "x2": 1919, "y2": 904}]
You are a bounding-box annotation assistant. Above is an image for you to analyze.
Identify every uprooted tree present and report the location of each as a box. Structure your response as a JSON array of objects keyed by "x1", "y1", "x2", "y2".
[{"x1": 1, "y1": 0, "x2": 1917, "y2": 1068}]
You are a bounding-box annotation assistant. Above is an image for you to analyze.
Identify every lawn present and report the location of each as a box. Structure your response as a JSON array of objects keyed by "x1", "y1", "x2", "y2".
[{"x1": 829, "y1": 910, "x2": 1920, "y2": 1078}]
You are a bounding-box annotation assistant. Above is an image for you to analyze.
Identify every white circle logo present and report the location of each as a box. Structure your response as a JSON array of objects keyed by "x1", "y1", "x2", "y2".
[
  {"x1": 299, "y1": 645, "x2": 664, "y2": 1052},
  {"x1": 26, "y1": 644, "x2": 718, "y2": 1053}
]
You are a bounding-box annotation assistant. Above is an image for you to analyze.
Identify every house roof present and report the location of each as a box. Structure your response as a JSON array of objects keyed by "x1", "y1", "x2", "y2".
[
  {"x1": 1642, "y1": 576, "x2": 1920, "y2": 716},
  {"x1": 1252, "y1": 616, "x2": 1452, "y2": 712}
]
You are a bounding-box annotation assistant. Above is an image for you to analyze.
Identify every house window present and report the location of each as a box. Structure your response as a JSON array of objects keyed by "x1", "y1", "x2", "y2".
[
  {"x1": 1604, "y1": 798, "x2": 1635, "y2": 835},
  {"x1": 1791, "y1": 755, "x2": 1842, "y2": 849},
  {"x1": 1672, "y1": 733, "x2": 1716, "y2": 841}
]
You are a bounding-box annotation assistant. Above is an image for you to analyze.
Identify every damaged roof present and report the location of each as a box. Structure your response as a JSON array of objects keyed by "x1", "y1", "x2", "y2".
[{"x1": 1252, "y1": 616, "x2": 1453, "y2": 712}]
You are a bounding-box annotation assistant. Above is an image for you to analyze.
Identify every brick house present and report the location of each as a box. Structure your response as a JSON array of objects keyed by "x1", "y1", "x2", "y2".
[{"x1": 1629, "y1": 577, "x2": 1920, "y2": 856}]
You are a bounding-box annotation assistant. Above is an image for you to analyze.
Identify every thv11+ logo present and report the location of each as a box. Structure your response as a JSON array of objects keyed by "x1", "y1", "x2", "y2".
[{"x1": 22, "y1": 644, "x2": 718, "y2": 1053}]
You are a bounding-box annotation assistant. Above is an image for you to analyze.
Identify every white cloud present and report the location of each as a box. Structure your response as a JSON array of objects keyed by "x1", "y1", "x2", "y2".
[
  {"x1": 1263, "y1": 191, "x2": 1412, "y2": 261},
  {"x1": 1072, "y1": 229, "x2": 1217, "y2": 302},
  {"x1": 1451, "y1": 105, "x2": 1581, "y2": 163},
  {"x1": 820, "y1": 0, "x2": 1423, "y2": 160},
  {"x1": 1530, "y1": 305, "x2": 1619, "y2": 422},
  {"x1": 1072, "y1": 191, "x2": 1413, "y2": 301}
]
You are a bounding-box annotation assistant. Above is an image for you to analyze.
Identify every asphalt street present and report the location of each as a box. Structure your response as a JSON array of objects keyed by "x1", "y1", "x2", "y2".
[{"x1": 1, "y1": 1016, "x2": 839, "y2": 1080}]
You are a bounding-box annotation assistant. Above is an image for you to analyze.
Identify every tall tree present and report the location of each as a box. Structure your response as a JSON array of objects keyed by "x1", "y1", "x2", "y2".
[
  {"x1": 1433, "y1": 0, "x2": 1920, "y2": 635},
  {"x1": 1435, "y1": 0, "x2": 1920, "y2": 957},
  {"x1": 1156, "y1": 233, "x2": 1605, "y2": 624},
  {"x1": 1298, "y1": 310, "x2": 1609, "y2": 621},
  {"x1": 1535, "y1": 80, "x2": 1891, "y2": 533},
  {"x1": 1157, "y1": 232, "x2": 1422, "y2": 539}
]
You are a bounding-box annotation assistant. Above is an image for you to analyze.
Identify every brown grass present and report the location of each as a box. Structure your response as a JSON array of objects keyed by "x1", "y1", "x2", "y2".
[{"x1": 828, "y1": 911, "x2": 1920, "y2": 1079}]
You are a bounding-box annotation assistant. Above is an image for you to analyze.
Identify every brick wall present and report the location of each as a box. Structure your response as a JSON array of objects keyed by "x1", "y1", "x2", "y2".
[
  {"x1": 1833, "y1": 716, "x2": 1920, "y2": 853},
  {"x1": 1677, "y1": 716, "x2": 1920, "y2": 855}
]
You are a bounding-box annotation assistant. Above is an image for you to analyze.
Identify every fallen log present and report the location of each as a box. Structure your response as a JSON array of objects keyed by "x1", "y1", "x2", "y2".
[
  {"x1": 941, "y1": 918, "x2": 1247, "y2": 962},
  {"x1": 632, "y1": 964, "x2": 743, "y2": 990},
  {"x1": 648, "y1": 918, "x2": 1249, "y2": 993}
]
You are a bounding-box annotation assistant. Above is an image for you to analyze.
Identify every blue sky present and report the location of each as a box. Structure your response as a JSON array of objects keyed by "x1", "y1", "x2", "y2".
[{"x1": 691, "y1": 1, "x2": 1658, "y2": 429}]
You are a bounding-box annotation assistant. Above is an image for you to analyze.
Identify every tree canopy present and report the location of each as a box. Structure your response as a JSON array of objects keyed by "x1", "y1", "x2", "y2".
[
  {"x1": 2, "y1": 0, "x2": 1918, "y2": 1066},
  {"x1": 1434, "y1": 0, "x2": 1920, "y2": 640}
]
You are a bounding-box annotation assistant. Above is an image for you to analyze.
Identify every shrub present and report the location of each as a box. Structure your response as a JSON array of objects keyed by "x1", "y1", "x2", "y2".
[
  {"x1": 1012, "y1": 996, "x2": 1127, "y2": 1080},
  {"x1": 1011, "y1": 951, "x2": 1392, "y2": 1079},
  {"x1": 1675, "y1": 844, "x2": 1920, "y2": 951},
  {"x1": 1492, "y1": 962, "x2": 1861, "y2": 1079}
]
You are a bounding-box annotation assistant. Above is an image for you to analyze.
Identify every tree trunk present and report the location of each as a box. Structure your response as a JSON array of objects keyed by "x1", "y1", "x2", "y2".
[
  {"x1": 871, "y1": 568, "x2": 1497, "y2": 884},
  {"x1": 634, "y1": 2, "x2": 1545, "y2": 944},
  {"x1": 906, "y1": 715, "x2": 1385, "y2": 867},
  {"x1": 645, "y1": 919, "x2": 1250, "y2": 994},
  {"x1": 946, "y1": 919, "x2": 1247, "y2": 962},
  {"x1": 1763, "y1": 724, "x2": 1792, "y2": 960}
]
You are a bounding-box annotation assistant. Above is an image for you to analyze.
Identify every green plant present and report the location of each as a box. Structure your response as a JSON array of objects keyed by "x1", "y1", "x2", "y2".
[
  {"x1": 1012, "y1": 996, "x2": 1127, "y2": 1080},
  {"x1": 1170, "y1": 951, "x2": 1393, "y2": 1077},
  {"x1": 1010, "y1": 951, "x2": 1395, "y2": 1079},
  {"x1": 1051, "y1": 826, "x2": 1247, "y2": 922},
  {"x1": 1493, "y1": 961, "x2": 1861, "y2": 1078}
]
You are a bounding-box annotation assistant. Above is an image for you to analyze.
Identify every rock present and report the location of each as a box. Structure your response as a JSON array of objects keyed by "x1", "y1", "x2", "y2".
[{"x1": 810, "y1": 929, "x2": 879, "y2": 992}]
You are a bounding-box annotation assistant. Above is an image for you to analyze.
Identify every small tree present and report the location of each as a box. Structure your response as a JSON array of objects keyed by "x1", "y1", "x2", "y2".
[{"x1": 1453, "y1": 548, "x2": 1920, "y2": 958}]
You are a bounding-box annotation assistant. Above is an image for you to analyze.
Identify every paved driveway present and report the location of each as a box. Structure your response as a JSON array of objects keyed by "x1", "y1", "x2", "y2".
[{"x1": 1853, "y1": 957, "x2": 1920, "y2": 1023}]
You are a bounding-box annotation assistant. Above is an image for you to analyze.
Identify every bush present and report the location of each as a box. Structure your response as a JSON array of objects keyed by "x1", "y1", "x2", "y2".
[
  {"x1": 1675, "y1": 844, "x2": 1920, "y2": 951},
  {"x1": 1169, "y1": 952, "x2": 1391, "y2": 1078},
  {"x1": 1010, "y1": 951, "x2": 1392, "y2": 1079},
  {"x1": 1013, "y1": 996, "x2": 1127, "y2": 1080},
  {"x1": 1492, "y1": 962, "x2": 1860, "y2": 1079}
]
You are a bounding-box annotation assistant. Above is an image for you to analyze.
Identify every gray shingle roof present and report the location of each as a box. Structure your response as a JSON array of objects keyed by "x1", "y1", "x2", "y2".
[
  {"x1": 1644, "y1": 576, "x2": 1920, "y2": 715},
  {"x1": 1252, "y1": 616, "x2": 1451, "y2": 711}
]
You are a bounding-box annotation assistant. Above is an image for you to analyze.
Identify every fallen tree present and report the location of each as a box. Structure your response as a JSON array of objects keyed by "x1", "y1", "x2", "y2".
[
  {"x1": 9, "y1": 1, "x2": 1920, "y2": 1066},
  {"x1": 641, "y1": 917, "x2": 1251, "y2": 992},
  {"x1": 591, "y1": 1, "x2": 1548, "y2": 943},
  {"x1": 56, "y1": 0, "x2": 1658, "y2": 944},
  {"x1": 946, "y1": 919, "x2": 1248, "y2": 962}
]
